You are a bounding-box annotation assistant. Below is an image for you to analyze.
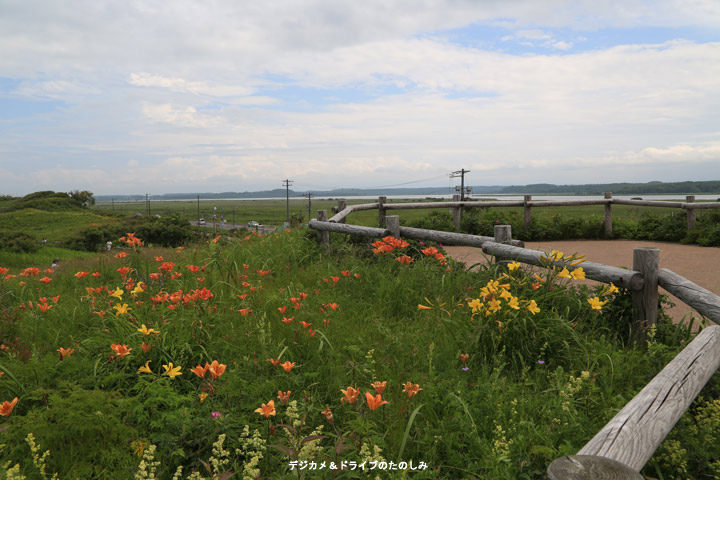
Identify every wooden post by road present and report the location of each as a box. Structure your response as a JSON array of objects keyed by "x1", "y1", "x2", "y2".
[
  {"x1": 493, "y1": 224, "x2": 513, "y2": 265},
  {"x1": 524, "y1": 195, "x2": 532, "y2": 234},
  {"x1": 385, "y1": 215, "x2": 400, "y2": 238},
  {"x1": 604, "y1": 192, "x2": 612, "y2": 237},
  {"x1": 337, "y1": 200, "x2": 347, "y2": 224},
  {"x1": 452, "y1": 194, "x2": 462, "y2": 231},
  {"x1": 317, "y1": 210, "x2": 329, "y2": 248},
  {"x1": 378, "y1": 196, "x2": 387, "y2": 228},
  {"x1": 631, "y1": 247, "x2": 659, "y2": 345}
]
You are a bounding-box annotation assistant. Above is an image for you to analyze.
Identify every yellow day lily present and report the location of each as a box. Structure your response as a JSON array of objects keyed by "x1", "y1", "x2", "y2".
[
  {"x1": 137, "y1": 324, "x2": 159, "y2": 336},
  {"x1": 113, "y1": 303, "x2": 132, "y2": 316},
  {"x1": 486, "y1": 299, "x2": 502, "y2": 314},
  {"x1": 137, "y1": 361, "x2": 153, "y2": 374},
  {"x1": 163, "y1": 362, "x2": 183, "y2": 378},
  {"x1": 507, "y1": 261, "x2": 521, "y2": 271},
  {"x1": 570, "y1": 267, "x2": 586, "y2": 280},
  {"x1": 131, "y1": 282, "x2": 145, "y2": 295},
  {"x1": 588, "y1": 297, "x2": 608, "y2": 311},
  {"x1": 550, "y1": 250, "x2": 564, "y2": 261},
  {"x1": 603, "y1": 284, "x2": 619, "y2": 296},
  {"x1": 557, "y1": 267, "x2": 571, "y2": 279},
  {"x1": 109, "y1": 287, "x2": 124, "y2": 299},
  {"x1": 468, "y1": 298, "x2": 484, "y2": 314},
  {"x1": 506, "y1": 296, "x2": 520, "y2": 310},
  {"x1": 526, "y1": 300, "x2": 540, "y2": 315}
]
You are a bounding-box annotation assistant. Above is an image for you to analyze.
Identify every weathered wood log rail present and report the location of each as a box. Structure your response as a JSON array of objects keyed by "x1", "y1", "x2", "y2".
[
  {"x1": 310, "y1": 206, "x2": 720, "y2": 478},
  {"x1": 548, "y1": 325, "x2": 720, "y2": 479},
  {"x1": 323, "y1": 193, "x2": 720, "y2": 235}
]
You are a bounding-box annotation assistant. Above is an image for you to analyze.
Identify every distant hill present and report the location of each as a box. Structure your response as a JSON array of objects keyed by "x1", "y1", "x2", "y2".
[{"x1": 93, "y1": 179, "x2": 720, "y2": 201}]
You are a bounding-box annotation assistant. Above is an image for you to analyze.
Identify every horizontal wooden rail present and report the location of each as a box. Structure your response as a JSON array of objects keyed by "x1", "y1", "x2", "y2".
[
  {"x1": 308, "y1": 219, "x2": 391, "y2": 238},
  {"x1": 658, "y1": 268, "x2": 720, "y2": 324},
  {"x1": 548, "y1": 325, "x2": 720, "y2": 479},
  {"x1": 480, "y1": 241, "x2": 645, "y2": 291},
  {"x1": 328, "y1": 202, "x2": 378, "y2": 223},
  {"x1": 398, "y1": 226, "x2": 524, "y2": 248}
]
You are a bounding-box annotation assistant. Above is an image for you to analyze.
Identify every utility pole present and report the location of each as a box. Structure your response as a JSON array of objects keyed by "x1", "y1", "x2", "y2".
[
  {"x1": 197, "y1": 195, "x2": 200, "y2": 223},
  {"x1": 305, "y1": 193, "x2": 313, "y2": 221},
  {"x1": 146, "y1": 194, "x2": 150, "y2": 216},
  {"x1": 282, "y1": 179, "x2": 293, "y2": 224},
  {"x1": 450, "y1": 169, "x2": 471, "y2": 201},
  {"x1": 112, "y1": 199, "x2": 115, "y2": 212}
]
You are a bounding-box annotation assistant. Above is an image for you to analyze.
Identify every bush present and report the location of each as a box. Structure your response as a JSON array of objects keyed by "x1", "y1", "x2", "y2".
[{"x1": 0, "y1": 231, "x2": 40, "y2": 253}]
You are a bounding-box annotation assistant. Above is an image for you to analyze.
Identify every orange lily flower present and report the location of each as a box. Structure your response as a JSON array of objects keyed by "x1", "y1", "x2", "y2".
[
  {"x1": 0, "y1": 397, "x2": 19, "y2": 417},
  {"x1": 39, "y1": 277, "x2": 52, "y2": 284},
  {"x1": 365, "y1": 392, "x2": 389, "y2": 411},
  {"x1": 237, "y1": 308, "x2": 252, "y2": 316},
  {"x1": 371, "y1": 381, "x2": 387, "y2": 395},
  {"x1": 402, "y1": 382, "x2": 423, "y2": 398},
  {"x1": 57, "y1": 347, "x2": 75, "y2": 360},
  {"x1": 207, "y1": 360, "x2": 227, "y2": 379},
  {"x1": 340, "y1": 386, "x2": 360, "y2": 404},
  {"x1": 190, "y1": 363, "x2": 209, "y2": 378},
  {"x1": 321, "y1": 407, "x2": 334, "y2": 424},
  {"x1": 280, "y1": 361, "x2": 296, "y2": 373},
  {"x1": 110, "y1": 343, "x2": 132, "y2": 358},
  {"x1": 141, "y1": 342, "x2": 153, "y2": 353},
  {"x1": 267, "y1": 358, "x2": 280, "y2": 367},
  {"x1": 281, "y1": 316, "x2": 294, "y2": 325},
  {"x1": 255, "y1": 400, "x2": 276, "y2": 418},
  {"x1": 277, "y1": 390, "x2": 291, "y2": 405}
]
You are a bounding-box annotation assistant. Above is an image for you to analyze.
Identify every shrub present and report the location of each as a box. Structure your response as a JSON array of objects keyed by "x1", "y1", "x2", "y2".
[{"x1": 0, "y1": 231, "x2": 40, "y2": 253}]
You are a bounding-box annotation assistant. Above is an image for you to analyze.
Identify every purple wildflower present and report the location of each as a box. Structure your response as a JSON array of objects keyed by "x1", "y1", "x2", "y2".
[{"x1": 211, "y1": 411, "x2": 222, "y2": 419}]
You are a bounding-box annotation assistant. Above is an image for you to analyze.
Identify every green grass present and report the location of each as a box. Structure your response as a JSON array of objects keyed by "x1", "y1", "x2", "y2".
[
  {"x1": 0, "y1": 208, "x2": 120, "y2": 243},
  {"x1": 1, "y1": 227, "x2": 715, "y2": 480},
  {"x1": 0, "y1": 247, "x2": 98, "y2": 271}
]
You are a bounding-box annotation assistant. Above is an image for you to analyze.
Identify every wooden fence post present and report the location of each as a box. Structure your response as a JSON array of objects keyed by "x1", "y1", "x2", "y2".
[
  {"x1": 604, "y1": 192, "x2": 613, "y2": 237},
  {"x1": 316, "y1": 210, "x2": 329, "y2": 248},
  {"x1": 385, "y1": 215, "x2": 400, "y2": 238},
  {"x1": 452, "y1": 194, "x2": 461, "y2": 231},
  {"x1": 523, "y1": 195, "x2": 532, "y2": 233},
  {"x1": 378, "y1": 196, "x2": 387, "y2": 228},
  {"x1": 493, "y1": 225, "x2": 512, "y2": 265},
  {"x1": 686, "y1": 196, "x2": 696, "y2": 230},
  {"x1": 336, "y1": 200, "x2": 347, "y2": 224},
  {"x1": 631, "y1": 247, "x2": 659, "y2": 345}
]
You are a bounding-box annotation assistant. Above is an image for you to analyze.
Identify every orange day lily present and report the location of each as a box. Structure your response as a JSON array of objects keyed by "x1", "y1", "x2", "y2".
[
  {"x1": 280, "y1": 361, "x2": 296, "y2": 373},
  {"x1": 207, "y1": 360, "x2": 227, "y2": 379},
  {"x1": 1, "y1": 397, "x2": 19, "y2": 417},
  {"x1": 110, "y1": 343, "x2": 132, "y2": 358},
  {"x1": 321, "y1": 407, "x2": 334, "y2": 424},
  {"x1": 371, "y1": 381, "x2": 387, "y2": 395},
  {"x1": 57, "y1": 347, "x2": 75, "y2": 360},
  {"x1": 365, "y1": 392, "x2": 389, "y2": 411},
  {"x1": 255, "y1": 400, "x2": 276, "y2": 418},
  {"x1": 340, "y1": 386, "x2": 360, "y2": 404},
  {"x1": 402, "y1": 382, "x2": 423, "y2": 398},
  {"x1": 277, "y1": 390, "x2": 291, "y2": 405},
  {"x1": 190, "y1": 364, "x2": 209, "y2": 378}
]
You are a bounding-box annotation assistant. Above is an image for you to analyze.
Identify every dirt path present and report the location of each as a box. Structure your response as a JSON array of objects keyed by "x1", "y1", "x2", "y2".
[{"x1": 445, "y1": 240, "x2": 720, "y2": 326}]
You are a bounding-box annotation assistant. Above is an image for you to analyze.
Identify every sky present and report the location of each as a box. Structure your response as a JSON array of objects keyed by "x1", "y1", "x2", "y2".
[{"x1": 0, "y1": 0, "x2": 719, "y2": 196}]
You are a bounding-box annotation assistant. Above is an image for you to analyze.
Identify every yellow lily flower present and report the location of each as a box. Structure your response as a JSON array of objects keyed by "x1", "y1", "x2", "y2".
[
  {"x1": 550, "y1": 250, "x2": 564, "y2": 261},
  {"x1": 526, "y1": 300, "x2": 540, "y2": 315},
  {"x1": 131, "y1": 282, "x2": 145, "y2": 295},
  {"x1": 113, "y1": 303, "x2": 132, "y2": 316},
  {"x1": 588, "y1": 297, "x2": 608, "y2": 311},
  {"x1": 507, "y1": 261, "x2": 521, "y2": 271},
  {"x1": 570, "y1": 267, "x2": 586, "y2": 280},
  {"x1": 603, "y1": 284, "x2": 619, "y2": 296},
  {"x1": 109, "y1": 287, "x2": 124, "y2": 299},
  {"x1": 557, "y1": 268, "x2": 571, "y2": 279},
  {"x1": 137, "y1": 361, "x2": 153, "y2": 374},
  {"x1": 137, "y1": 324, "x2": 159, "y2": 335},
  {"x1": 163, "y1": 362, "x2": 183, "y2": 378},
  {"x1": 468, "y1": 298, "x2": 484, "y2": 313},
  {"x1": 506, "y1": 296, "x2": 520, "y2": 310}
]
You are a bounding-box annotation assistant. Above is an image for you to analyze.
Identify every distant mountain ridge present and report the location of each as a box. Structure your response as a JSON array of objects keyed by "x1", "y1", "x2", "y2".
[{"x1": 94, "y1": 179, "x2": 720, "y2": 201}]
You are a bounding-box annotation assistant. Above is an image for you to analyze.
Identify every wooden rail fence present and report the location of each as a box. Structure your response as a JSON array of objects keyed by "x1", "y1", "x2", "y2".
[
  {"x1": 309, "y1": 207, "x2": 720, "y2": 479},
  {"x1": 326, "y1": 193, "x2": 720, "y2": 235}
]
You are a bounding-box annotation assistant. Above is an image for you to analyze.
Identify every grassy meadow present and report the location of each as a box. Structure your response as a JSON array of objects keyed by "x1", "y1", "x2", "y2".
[{"x1": 2, "y1": 222, "x2": 718, "y2": 480}]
